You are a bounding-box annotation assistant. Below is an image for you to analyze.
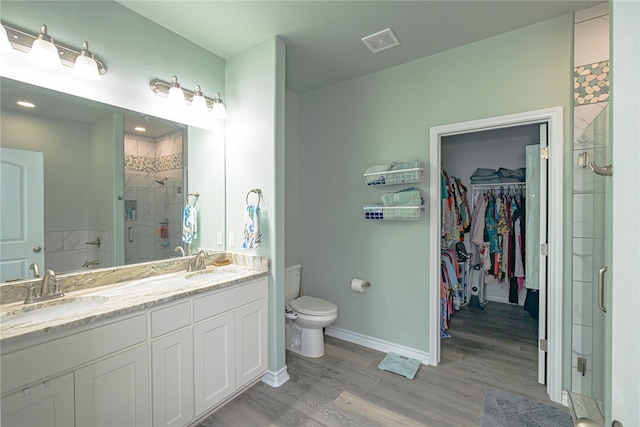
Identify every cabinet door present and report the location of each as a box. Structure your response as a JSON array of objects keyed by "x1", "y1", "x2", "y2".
[
  {"x1": 1, "y1": 373, "x2": 74, "y2": 427},
  {"x1": 152, "y1": 328, "x2": 193, "y2": 427},
  {"x1": 193, "y1": 312, "x2": 235, "y2": 417},
  {"x1": 235, "y1": 299, "x2": 268, "y2": 388},
  {"x1": 75, "y1": 345, "x2": 150, "y2": 427}
]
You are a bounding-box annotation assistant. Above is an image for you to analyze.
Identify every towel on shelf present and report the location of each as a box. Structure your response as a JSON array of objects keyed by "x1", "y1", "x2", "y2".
[
  {"x1": 381, "y1": 187, "x2": 423, "y2": 207},
  {"x1": 364, "y1": 164, "x2": 391, "y2": 186},
  {"x1": 242, "y1": 204, "x2": 261, "y2": 249},
  {"x1": 182, "y1": 205, "x2": 198, "y2": 244}
]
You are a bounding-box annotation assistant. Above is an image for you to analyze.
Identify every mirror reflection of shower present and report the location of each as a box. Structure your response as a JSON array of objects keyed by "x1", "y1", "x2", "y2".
[{"x1": 123, "y1": 119, "x2": 185, "y2": 265}]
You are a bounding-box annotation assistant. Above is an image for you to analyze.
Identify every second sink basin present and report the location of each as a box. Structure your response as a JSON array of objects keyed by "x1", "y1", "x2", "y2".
[{"x1": 0, "y1": 296, "x2": 110, "y2": 326}]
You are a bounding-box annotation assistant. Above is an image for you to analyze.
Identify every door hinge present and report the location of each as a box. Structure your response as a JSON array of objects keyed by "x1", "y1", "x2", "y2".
[
  {"x1": 577, "y1": 357, "x2": 587, "y2": 376},
  {"x1": 541, "y1": 146, "x2": 549, "y2": 160},
  {"x1": 539, "y1": 338, "x2": 548, "y2": 352},
  {"x1": 540, "y1": 243, "x2": 548, "y2": 256}
]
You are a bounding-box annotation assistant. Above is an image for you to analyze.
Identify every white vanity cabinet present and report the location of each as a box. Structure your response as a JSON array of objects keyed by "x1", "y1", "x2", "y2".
[
  {"x1": 0, "y1": 274, "x2": 268, "y2": 427},
  {"x1": 75, "y1": 344, "x2": 151, "y2": 426},
  {"x1": 1, "y1": 373, "x2": 74, "y2": 427},
  {"x1": 192, "y1": 277, "x2": 267, "y2": 417},
  {"x1": 151, "y1": 301, "x2": 193, "y2": 427}
]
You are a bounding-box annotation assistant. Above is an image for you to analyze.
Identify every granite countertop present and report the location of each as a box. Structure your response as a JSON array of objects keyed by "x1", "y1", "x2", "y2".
[{"x1": 0, "y1": 263, "x2": 268, "y2": 347}]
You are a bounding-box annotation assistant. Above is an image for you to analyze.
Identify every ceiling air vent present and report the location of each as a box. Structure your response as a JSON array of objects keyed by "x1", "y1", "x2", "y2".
[{"x1": 361, "y1": 28, "x2": 400, "y2": 53}]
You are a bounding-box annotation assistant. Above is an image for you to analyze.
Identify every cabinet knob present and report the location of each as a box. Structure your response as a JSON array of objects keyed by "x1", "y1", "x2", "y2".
[{"x1": 22, "y1": 388, "x2": 31, "y2": 396}]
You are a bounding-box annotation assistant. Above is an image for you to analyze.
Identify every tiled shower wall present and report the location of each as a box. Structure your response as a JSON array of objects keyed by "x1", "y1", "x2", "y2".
[
  {"x1": 44, "y1": 229, "x2": 111, "y2": 272},
  {"x1": 124, "y1": 130, "x2": 184, "y2": 265},
  {"x1": 572, "y1": 2, "x2": 609, "y2": 402}
]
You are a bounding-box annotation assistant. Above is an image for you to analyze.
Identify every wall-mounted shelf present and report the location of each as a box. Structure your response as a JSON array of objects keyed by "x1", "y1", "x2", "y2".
[
  {"x1": 363, "y1": 205, "x2": 422, "y2": 221},
  {"x1": 364, "y1": 162, "x2": 424, "y2": 186}
]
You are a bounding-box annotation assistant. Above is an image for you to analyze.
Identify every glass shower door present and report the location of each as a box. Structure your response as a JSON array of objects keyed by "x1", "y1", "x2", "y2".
[{"x1": 572, "y1": 104, "x2": 610, "y2": 415}]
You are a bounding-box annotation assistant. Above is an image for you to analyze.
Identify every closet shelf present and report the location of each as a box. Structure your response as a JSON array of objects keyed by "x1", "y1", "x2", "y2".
[
  {"x1": 364, "y1": 165, "x2": 425, "y2": 186},
  {"x1": 363, "y1": 205, "x2": 422, "y2": 221}
]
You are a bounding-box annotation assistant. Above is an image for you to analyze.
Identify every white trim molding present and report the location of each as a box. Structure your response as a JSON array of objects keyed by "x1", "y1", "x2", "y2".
[
  {"x1": 325, "y1": 326, "x2": 431, "y2": 365},
  {"x1": 261, "y1": 366, "x2": 290, "y2": 388},
  {"x1": 428, "y1": 107, "x2": 564, "y2": 403}
]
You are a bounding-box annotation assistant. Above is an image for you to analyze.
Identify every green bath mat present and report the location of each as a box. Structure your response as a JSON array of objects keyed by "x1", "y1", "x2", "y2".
[{"x1": 378, "y1": 352, "x2": 421, "y2": 379}]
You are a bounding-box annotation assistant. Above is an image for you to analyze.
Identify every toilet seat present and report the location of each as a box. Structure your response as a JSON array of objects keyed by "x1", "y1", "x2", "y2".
[{"x1": 290, "y1": 296, "x2": 337, "y2": 316}]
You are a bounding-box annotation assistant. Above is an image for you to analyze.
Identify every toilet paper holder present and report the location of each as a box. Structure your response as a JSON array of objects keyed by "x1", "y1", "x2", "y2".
[{"x1": 351, "y1": 278, "x2": 371, "y2": 292}]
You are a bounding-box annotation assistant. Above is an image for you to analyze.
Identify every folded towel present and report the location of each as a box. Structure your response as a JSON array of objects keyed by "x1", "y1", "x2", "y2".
[
  {"x1": 182, "y1": 205, "x2": 197, "y2": 244},
  {"x1": 242, "y1": 204, "x2": 261, "y2": 249},
  {"x1": 471, "y1": 167, "x2": 497, "y2": 177},
  {"x1": 381, "y1": 188, "x2": 422, "y2": 207},
  {"x1": 389, "y1": 160, "x2": 421, "y2": 171},
  {"x1": 364, "y1": 164, "x2": 391, "y2": 185}
]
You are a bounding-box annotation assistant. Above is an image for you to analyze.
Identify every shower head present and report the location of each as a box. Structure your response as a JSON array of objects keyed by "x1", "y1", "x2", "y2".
[{"x1": 156, "y1": 178, "x2": 167, "y2": 185}]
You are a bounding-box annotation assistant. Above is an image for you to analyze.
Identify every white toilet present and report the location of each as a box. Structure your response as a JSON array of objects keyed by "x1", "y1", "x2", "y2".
[{"x1": 285, "y1": 264, "x2": 338, "y2": 358}]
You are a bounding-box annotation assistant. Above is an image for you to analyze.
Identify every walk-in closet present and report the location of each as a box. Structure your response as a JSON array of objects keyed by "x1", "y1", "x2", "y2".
[{"x1": 439, "y1": 124, "x2": 543, "y2": 376}]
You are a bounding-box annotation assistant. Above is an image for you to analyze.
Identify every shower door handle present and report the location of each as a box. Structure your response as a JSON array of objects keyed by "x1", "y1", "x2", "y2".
[
  {"x1": 598, "y1": 266, "x2": 607, "y2": 313},
  {"x1": 128, "y1": 227, "x2": 134, "y2": 243}
]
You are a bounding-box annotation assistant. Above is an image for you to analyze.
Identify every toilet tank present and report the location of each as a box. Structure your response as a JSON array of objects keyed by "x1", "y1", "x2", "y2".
[{"x1": 285, "y1": 264, "x2": 301, "y2": 302}]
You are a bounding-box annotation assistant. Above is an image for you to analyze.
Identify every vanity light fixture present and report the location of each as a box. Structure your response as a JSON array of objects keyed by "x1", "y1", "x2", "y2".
[
  {"x1": 150, "y1": 76, "x2": 227, "y2": 119},
  {"x1": 1, "y1": 21, "x2": 107, "y2": 78}
]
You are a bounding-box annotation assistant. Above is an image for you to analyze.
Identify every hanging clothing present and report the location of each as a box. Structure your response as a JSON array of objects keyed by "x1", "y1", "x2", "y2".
[{"x1": 469, "y1": 183, "x2": 526, "y2": 293}]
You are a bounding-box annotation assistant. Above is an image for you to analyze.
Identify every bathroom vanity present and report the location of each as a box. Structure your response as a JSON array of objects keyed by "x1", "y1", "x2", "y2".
[{"x1": 0, "y1": 255, "x2": 268, "y2": 427}]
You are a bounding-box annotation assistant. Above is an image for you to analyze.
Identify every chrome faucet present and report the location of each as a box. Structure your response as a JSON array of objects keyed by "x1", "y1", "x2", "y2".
[
  {"x1": 174, "y1": 246, "x2": 186, "y2": 257},
  {"x1": 24, "y1": 270, "x2": 64, "y2": 304},
  {"x1": 30, "y1": 262, "x2": 40, "y2": 278},
  {"x1": 188, "y1": 249, "x2": 208, "y2": 272}
]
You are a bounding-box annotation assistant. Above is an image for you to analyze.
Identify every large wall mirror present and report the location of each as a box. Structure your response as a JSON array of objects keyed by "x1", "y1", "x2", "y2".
[{"x1": 0, "y1": 77, "x2": 225, "y2": 281}]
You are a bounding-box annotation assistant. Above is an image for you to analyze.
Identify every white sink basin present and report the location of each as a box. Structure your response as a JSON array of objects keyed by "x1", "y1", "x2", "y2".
[{"x1": 0, "y1": 296, "x2": 110, "y2": 326}]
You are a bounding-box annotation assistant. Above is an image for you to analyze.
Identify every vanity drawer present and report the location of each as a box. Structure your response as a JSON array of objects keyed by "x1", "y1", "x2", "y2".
[
  {"x1": 151, "y1": 300, "x2": 191, "y2": 338},
  {"x1": 1, "y1": 314, "x2": 147, "y2": 395},
  {"x1": 193, "y1": 278, "x2": 267, "y2": 323}
]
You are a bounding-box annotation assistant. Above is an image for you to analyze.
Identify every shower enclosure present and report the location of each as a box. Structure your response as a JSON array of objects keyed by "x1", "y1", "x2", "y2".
[{"x1": 123, "y1": 130, "x2": 185, "y2": 265}]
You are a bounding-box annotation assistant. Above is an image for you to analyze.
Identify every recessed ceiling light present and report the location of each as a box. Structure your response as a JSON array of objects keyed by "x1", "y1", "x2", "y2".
[
  {"x1": 17, "y1": 101, "x2": 36, "y2": 108},
  {"x1": 134, "y1": 126, "x2": 146, "y2": 132}
]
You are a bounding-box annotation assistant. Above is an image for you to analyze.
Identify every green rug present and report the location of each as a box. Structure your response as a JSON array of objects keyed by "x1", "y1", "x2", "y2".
[
  {"x1": 377, "y1": 353, "x2": 421, "y2": 379},
  {"x1": 480, "y1": 389, "x2": 573, "y2": 427}
]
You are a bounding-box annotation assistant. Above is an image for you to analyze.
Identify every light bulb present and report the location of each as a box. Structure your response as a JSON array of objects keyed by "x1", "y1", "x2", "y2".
[
  {"x1": 191, "y1": 85, "x2": 209, "y2": 114},
  {"x1": 28, "y1": 25, "x2": 62, "y2": 68},
  {"x1": 167, "y1": 76, "x2": 185, "y2": 105},
  {"x1": 211, "y1": 94, "x2": 227, "y2": 119},
  {"x1": 72, "y1": 41, "x2": 101, "y2": 80}
]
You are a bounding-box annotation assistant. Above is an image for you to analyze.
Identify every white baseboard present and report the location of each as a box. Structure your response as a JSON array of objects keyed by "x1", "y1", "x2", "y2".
[
  {"x1": 325, "y1": 326, "x2": 431, "y2": 365},
  {"x1": 261, "y1": 366, "x2": 290, "y2": 388}
]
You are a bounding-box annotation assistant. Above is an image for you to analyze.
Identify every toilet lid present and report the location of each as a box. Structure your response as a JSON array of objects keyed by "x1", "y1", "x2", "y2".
[{"x1": 290, "y1": 296, "x2": 337, "y2": 316}]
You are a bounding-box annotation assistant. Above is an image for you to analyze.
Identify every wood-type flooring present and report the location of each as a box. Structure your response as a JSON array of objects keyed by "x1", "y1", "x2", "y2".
[{"x1": 197, "y1": 301, "x2": 569, "y2": 426}]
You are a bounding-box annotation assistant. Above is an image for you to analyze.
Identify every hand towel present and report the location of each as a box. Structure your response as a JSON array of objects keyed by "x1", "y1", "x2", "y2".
[
  {"x1": 242, "y1": 204, "x2": 261, "y2": 249},
  {"x1": 182, "y1": 205, "x2": 197, "y2": 244}
]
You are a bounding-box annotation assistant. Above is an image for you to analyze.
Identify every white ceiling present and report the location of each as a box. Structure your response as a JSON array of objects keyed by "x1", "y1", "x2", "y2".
[{"x1": 116, "y1": 0, "x2": 601, "y2": 94}]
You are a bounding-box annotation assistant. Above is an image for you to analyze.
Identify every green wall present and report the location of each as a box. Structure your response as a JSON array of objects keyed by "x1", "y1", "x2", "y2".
[
  {"x1": 226, "y1": 37, "x2": 287, "y2": 375},
  {"x1": 293, "y1": 15, "x2": 573, "y2": 354}
]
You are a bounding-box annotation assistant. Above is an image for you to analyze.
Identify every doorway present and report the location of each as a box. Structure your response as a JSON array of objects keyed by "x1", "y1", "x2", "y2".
[{"x1": 428, "y1": 107, "x2": 564, "y2": 403}]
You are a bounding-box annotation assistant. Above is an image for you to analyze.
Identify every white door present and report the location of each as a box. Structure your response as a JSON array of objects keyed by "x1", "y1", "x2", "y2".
[
  {"x1": 0, "y1": 147, "x2": 44, "y2": 282},
  {"x1": 525, "y1": 136, "x2": 548, "y2": 386}
]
